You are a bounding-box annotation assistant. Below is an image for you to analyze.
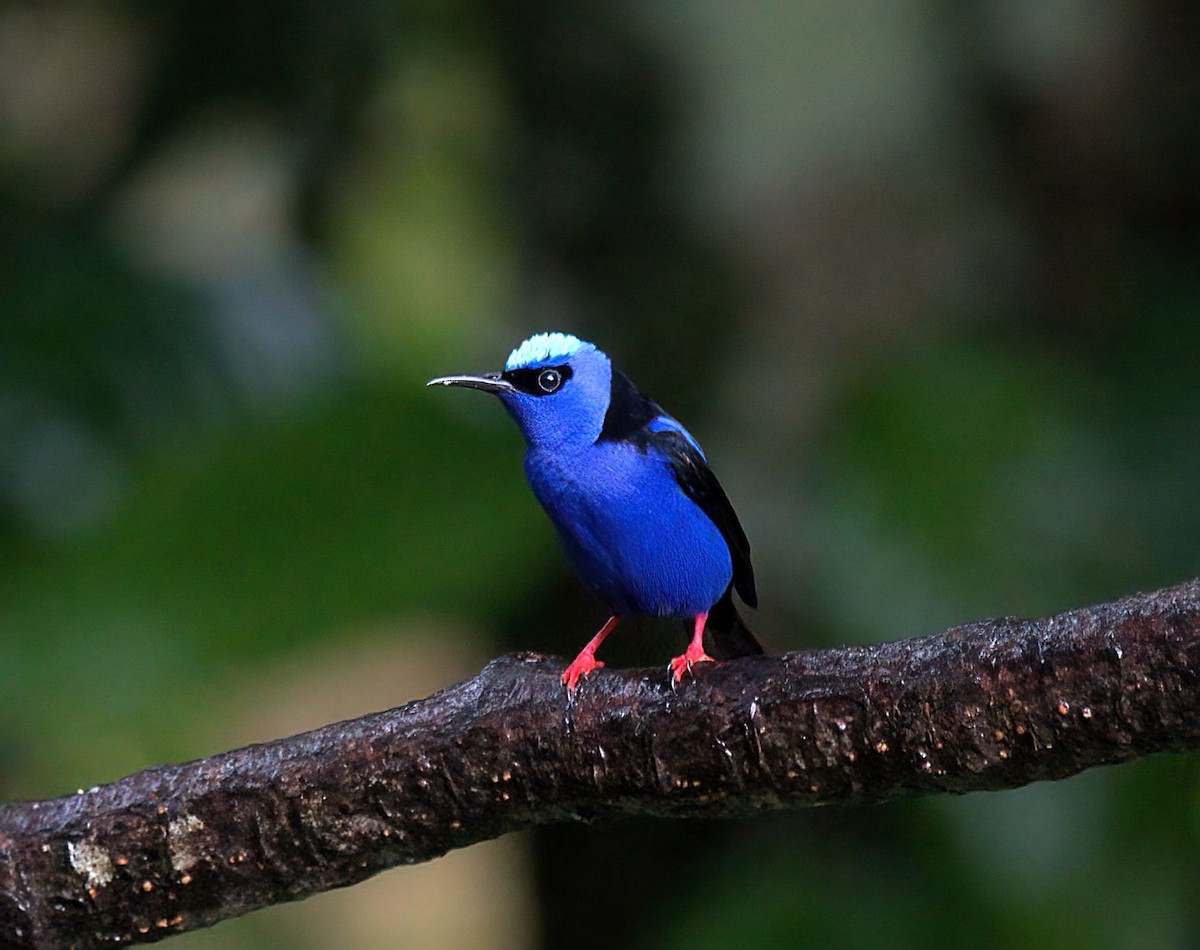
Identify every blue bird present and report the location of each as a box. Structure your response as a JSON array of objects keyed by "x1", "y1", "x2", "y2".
[{"x1": 428, "y1": 332, "x2": 761, "y2": 691}]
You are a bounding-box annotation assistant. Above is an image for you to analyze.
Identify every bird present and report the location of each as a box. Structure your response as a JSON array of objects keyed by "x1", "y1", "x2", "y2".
[{"x1": 427, "y1": 332, "x2": 761, "y2": 692}]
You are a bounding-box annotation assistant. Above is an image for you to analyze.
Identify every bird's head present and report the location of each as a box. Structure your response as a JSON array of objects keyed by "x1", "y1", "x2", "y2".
[{"x1": 427, "y1": 332, "x2": 613, "y2": 449}]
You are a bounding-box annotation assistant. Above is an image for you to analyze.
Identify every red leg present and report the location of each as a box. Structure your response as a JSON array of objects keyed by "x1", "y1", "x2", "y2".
[
  {"x1": 562, "y1": 616, "x2": 620, "y2": 693},
  {"x1": 668, "y1": 612, "x2": 714, "y2": 682}
]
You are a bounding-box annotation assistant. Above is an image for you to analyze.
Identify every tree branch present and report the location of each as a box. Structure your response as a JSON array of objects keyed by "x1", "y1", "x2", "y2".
[{"x1": 2, "y1": 580, "x2": 1198, "y2": 947}]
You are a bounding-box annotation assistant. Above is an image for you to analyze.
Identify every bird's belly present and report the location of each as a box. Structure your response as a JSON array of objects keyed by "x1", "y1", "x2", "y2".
[{"x1": 526, "y1": 448, "x2": 732, "y2": 617}]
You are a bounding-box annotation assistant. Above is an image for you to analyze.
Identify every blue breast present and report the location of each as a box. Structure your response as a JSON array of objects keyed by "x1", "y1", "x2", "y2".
[{"x1": 524, "y1": 440, "x2": 733, "y2": 617}]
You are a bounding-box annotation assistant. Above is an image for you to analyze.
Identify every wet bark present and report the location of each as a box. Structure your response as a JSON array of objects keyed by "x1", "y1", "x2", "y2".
[{"x1": 1, "y1": 579, "x2": 1197, "y2": 947}]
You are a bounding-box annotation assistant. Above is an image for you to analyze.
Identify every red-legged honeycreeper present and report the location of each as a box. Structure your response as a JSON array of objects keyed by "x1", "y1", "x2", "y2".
[{"x1": 428, "y1": 332, "x2": 762, "y2": 692}]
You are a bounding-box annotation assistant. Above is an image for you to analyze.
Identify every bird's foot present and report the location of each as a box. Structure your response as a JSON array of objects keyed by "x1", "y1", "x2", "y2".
[
  {"x1": 668, "y1": 645, "x2": 713, "y2": 683},
  {"x1": 562, "y1": 652, "x2": 605, "y2": 694},
  {"x1": 562, "y1": 615, "x2": 620, "y2": 694}
]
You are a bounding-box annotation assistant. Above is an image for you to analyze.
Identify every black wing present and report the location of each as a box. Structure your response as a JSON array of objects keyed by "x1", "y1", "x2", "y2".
[
  {"x1": 648, "y1": 428, "x2": 757, "y2": 608},
  {"x1": 597, "y1": 369, "x2": 757, "y2": 608},
  {"x1": 597, "y1": 368, "x2": 662, "y2": 442}
]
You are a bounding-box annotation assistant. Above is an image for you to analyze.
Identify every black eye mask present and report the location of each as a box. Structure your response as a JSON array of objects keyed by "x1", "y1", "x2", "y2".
[{"x1": 501, "y1": 364, "x2": 574, "y2": 396}]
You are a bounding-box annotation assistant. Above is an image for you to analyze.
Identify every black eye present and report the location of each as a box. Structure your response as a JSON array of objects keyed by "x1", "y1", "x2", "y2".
[{"x1": 537, "y1": 368, "x2": 563, "y2": 393}]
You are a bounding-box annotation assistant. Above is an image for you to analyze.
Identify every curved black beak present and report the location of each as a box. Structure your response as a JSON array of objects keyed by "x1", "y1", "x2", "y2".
[{"x1": 425, "y1": 371, "x2": 515, "y2": 394}]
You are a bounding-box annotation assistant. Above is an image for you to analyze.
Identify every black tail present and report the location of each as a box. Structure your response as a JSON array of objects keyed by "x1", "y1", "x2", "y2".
[{"x1": 702, "y1": 587, "x2": 764, "y2": 660}]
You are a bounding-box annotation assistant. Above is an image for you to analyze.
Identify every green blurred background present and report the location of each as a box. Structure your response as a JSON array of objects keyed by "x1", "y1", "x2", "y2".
[{"x1": 2, "y1": 1, "x2": 1198, "y2": 947}]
